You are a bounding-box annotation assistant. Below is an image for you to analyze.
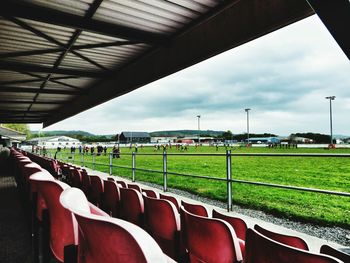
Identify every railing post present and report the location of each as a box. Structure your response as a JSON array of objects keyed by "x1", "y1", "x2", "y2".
[
  {"x1": 92, "y1": 153, "x2": 95, "y2": 170},
  {"x1": 163, "y1": 151, "x2": 167, "y2": 192},
  {"x1": 109, "y1": 153, "x2": 113, "y2": 175},
  {"x1": 132, "y1": 152, "x2": 136, "y2": 182},
  {"x1": 81, "y1": 153, "x2": 84, "y2": 167},
  {"x1": 226, "y1": 150, "x2": 233, "y2": 211}
]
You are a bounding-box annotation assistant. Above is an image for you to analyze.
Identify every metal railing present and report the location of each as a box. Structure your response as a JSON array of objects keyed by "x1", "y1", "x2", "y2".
[{"x1": 55, "y1": 150, "x2": 350, "y2": 211}]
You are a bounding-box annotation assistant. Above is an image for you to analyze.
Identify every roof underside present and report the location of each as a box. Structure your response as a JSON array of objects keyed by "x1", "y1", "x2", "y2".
[{"x1": 0, "y1": 0, "x2": 348, "y2": 127}]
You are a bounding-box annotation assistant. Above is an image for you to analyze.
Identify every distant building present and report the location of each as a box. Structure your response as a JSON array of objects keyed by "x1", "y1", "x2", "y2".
[
  {"x1": 176, "y1": 139, "x2": 195, "y2": 144},
  {"x1": 119, "y1": 132, "x2": 150, "y2": 143},
  {"x1": 0, "y1": 125, "x2": 26, "y2": 147},
  {"x1": 151, "y1": 136, "x2": 178, "y2": 143},
  {"x1": 289, "y1": 136, "x2": 314, "y2": 144},
  {"x1": 247, "y1": 137, "x2": 280, "y2": 144},
  {"x1": 27, "y1": 136, "x2": 81, "y2": 149}
]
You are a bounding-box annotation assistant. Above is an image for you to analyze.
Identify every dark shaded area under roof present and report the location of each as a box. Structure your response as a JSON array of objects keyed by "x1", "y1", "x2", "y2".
[{"x1": 0, "y1": 0, "x2": 348, "y2": 127}]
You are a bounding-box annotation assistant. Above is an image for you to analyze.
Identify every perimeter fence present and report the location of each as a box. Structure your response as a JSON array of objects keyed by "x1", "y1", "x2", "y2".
[{"x1": 52, "y1": 150, "x2": 350, "y2": 212}]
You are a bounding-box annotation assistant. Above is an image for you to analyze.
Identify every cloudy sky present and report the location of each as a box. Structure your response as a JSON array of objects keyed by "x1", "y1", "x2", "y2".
[{"x1": 30, "y1": 15, "x2": 350, "y2": 136}]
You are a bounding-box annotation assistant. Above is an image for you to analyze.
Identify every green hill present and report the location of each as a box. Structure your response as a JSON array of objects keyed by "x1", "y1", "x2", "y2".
[{"x1": 31, "y1": 130, "x2": 95, "y2": 137}]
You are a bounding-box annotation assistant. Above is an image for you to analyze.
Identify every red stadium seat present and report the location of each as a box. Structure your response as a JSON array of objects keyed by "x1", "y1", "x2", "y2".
[
  {"x1": 320, "y1": 244, "x2": 350, "y2": 263},
  {"x1": 212, "y1": 209, "x2": 247, "y2": 241},
  {"x1": 160, "y1": 193, "x2": 180, "y2": 212},
  {"x1": 116, "y1": 180, "x2": 127, "y2": 188},
  {"x1": 144, "y1": 195, "x2": 181, "y2": 260},
  {"x1": 60, "y1": 188, "x2": 171, "y2": 263},
  {"x1": 29, "y1": 172, "x2": 77, "y2": 262},
  {"x1": 80, "y1": 169, "x2": 91, "y2": 196},
  {"x1": 254, "y1": 224, "x2": 309, "y2": 250},
  {"x1": 142, "y1": 188, "x2": 159, "y2": 198},
  {"x1": 180, "y1": 206, "x2": 243, "y2": 263},
  {"x1": 212, "y1": 209, "x2": 247, "y2": 256},
  {"x1": 128, "y1": 183, "x2": 142, "y2": 192},
  {"x1": 71, "y1": 169, "x2": 82, "y2": 188},
  {"x1": 181, "y1": 200, "x2": 209, "y2": 217},
  {"x1": 245, "y1": 228, "x2": 341, "y2": 263},
  {"x1": 119, "y1": 188, "x2": 144, "y2": 227},
  {"x1": 89, "y1": 175, "x2": 104, "y2": 207},
  {"x1": 103, "y1": 180, "x2": 120, "y2": 217}
]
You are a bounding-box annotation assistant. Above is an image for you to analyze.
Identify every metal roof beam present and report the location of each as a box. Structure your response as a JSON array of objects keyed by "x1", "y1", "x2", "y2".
[
  {"x1": 21, "y1": 72, "x2": 82, "y2": 90},
  {"x1": 0, "y1": 118, "x2": 43, "y2": 123},
  {"x1": 5, "y1": 16, "x2": 107, "y2": 71},
  {"x1": 0, "y1": 110, "x2": 52, "y2": 114},
  {"x1": 0, "y1": 100, "x2": 65, "y2": 105},
  {"x1": 0, "y1": 0, "x2": 169, "y2": 46},
  {"x1": 0, "y1": 41, "x2": 139, "y2": 59},
  {"x1": 306, "y1": 0, "x2": 350, "y2": 60},
  {"x1": 0, "y1": 86, "x2": 84, "y2": 95},
  {"x1": 0, "y1": 61, "x2": 104, "y2": 78}
]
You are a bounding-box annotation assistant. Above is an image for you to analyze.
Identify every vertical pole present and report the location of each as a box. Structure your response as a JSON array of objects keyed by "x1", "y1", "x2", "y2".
[
  {"x1": 132, "y1": 152, "x2": 136, "y2": 182},
  {"x1": 329, "y1": 98, "x2": 333, "y2": 144},
  {"x1": 163, "y1": 151, "x2": 167, "y2": 192},
  {"x1": 92, "y1": 153, "x2": 95, "y2": 170},
  {"x1": 109, "y1": 153, "x2": 113, "y2": 175},
  {"x1": 226, "y1": 150, "x2": 232, "y2": 211},
  {"x1": 247, "y1": 111, "x2": 249, "y2": 144}
]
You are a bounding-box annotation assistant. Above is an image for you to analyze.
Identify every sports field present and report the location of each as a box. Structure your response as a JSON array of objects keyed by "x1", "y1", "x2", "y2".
[{"x1": 55, "y1": 146, "x2": 350, "y2": 228}]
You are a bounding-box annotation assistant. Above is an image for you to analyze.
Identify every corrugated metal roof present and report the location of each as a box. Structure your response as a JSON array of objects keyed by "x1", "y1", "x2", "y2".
[{"x1": 0, "y1": 0, "x2": 316, "y2": 125}]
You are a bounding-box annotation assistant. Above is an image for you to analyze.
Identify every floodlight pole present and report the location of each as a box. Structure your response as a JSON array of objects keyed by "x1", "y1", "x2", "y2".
[
  {"x1": 325, "y1": 96, "x2": 335, "y2": 145},
  {"x1": 245, "y1": 108, "x2": 251, "y2": 145},
  {"x1": 197, "y1": 115, "x2": 201, "y2": 144}
]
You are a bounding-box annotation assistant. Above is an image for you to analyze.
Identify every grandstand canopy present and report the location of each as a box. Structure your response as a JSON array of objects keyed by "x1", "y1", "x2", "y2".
[{"x1": 0, "y1": 0, "x2": 349, "y2": 127}]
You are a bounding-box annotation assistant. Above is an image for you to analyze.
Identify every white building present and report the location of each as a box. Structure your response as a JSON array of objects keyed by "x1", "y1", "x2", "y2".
[
  {"x1": 27, "y1": 136, "x2": 82, "y2": 149},
  {"x1": 151, "y1": 136, "x2": 178, "y2": 143}
]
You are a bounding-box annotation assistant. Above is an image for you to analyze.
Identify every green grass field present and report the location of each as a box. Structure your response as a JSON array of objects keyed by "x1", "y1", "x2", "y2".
[{"x1": 55, "y1": 146, "x2": 350, "y2": 228}]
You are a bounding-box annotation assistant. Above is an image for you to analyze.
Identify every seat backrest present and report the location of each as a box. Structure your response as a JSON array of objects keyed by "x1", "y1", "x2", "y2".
[
  {"x1": 81, "y1": 169, "x2": 91, "y2": 195},
  {"x1": 89, "y1": 175, "x2": 104, "y2": 207},
  {"x1": 60, "y1": 188, "x2": 168, "y2": 263},
  {"x1": 21, "y1": 162, "x2": 43, "y2": 181},
  {"x1": 128, "y1": 183, "x2": 141, "y2": 192},
  {"x1": 320, "y1": 244, "x2": 350, "y2": 263},
  {"x1": 119, "y1": 188, "x2": 144, "y2": 227},
  {"x1": 116, "y1": 180, "x2": 127, "y2": 188},
  {"x1": 103, "y1": 180, "x2": 120, "y2": 217},
  {"x1": 254, "y1": 224, "x2": 309, "y2": 250},
  {"x1": 181, "y1": 200, "x2": 209, "y2": 217},
  {"x1": 180, "y1": 206, "x2": 243, "y2": 263},
  {"x1": 212, "y1": 209, "x2": 247, "y2": 241},
  {"x1": 71, "y1": 169, "x2": 82, "y2": 188},
  {"x1": 144, "y1": 195, "x2": 180, "y2": 260},
  {"x1": 245, "y1": 228, "x2": 341, "y2": 263},
  {"x1": 160, "y1": 193, "x2": 179, "y2": 212},
  {"x1": 142, "y1": 189, "x2": 159, "y2": 198},
  {"x1": 30, "y1": 173, "x2": 77, "y2": 262}
]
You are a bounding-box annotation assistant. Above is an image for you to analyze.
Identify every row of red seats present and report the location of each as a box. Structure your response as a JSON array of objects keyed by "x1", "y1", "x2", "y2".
[
  {"x1": 13, "y1": 150, "x2": 349, "y2": 263},
  {"x1": 57, "y1": 159, "x2": 348, "y2": 263},
  {"x1": 11, "y1": 149, "x2": 175, "y2": 263}
]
